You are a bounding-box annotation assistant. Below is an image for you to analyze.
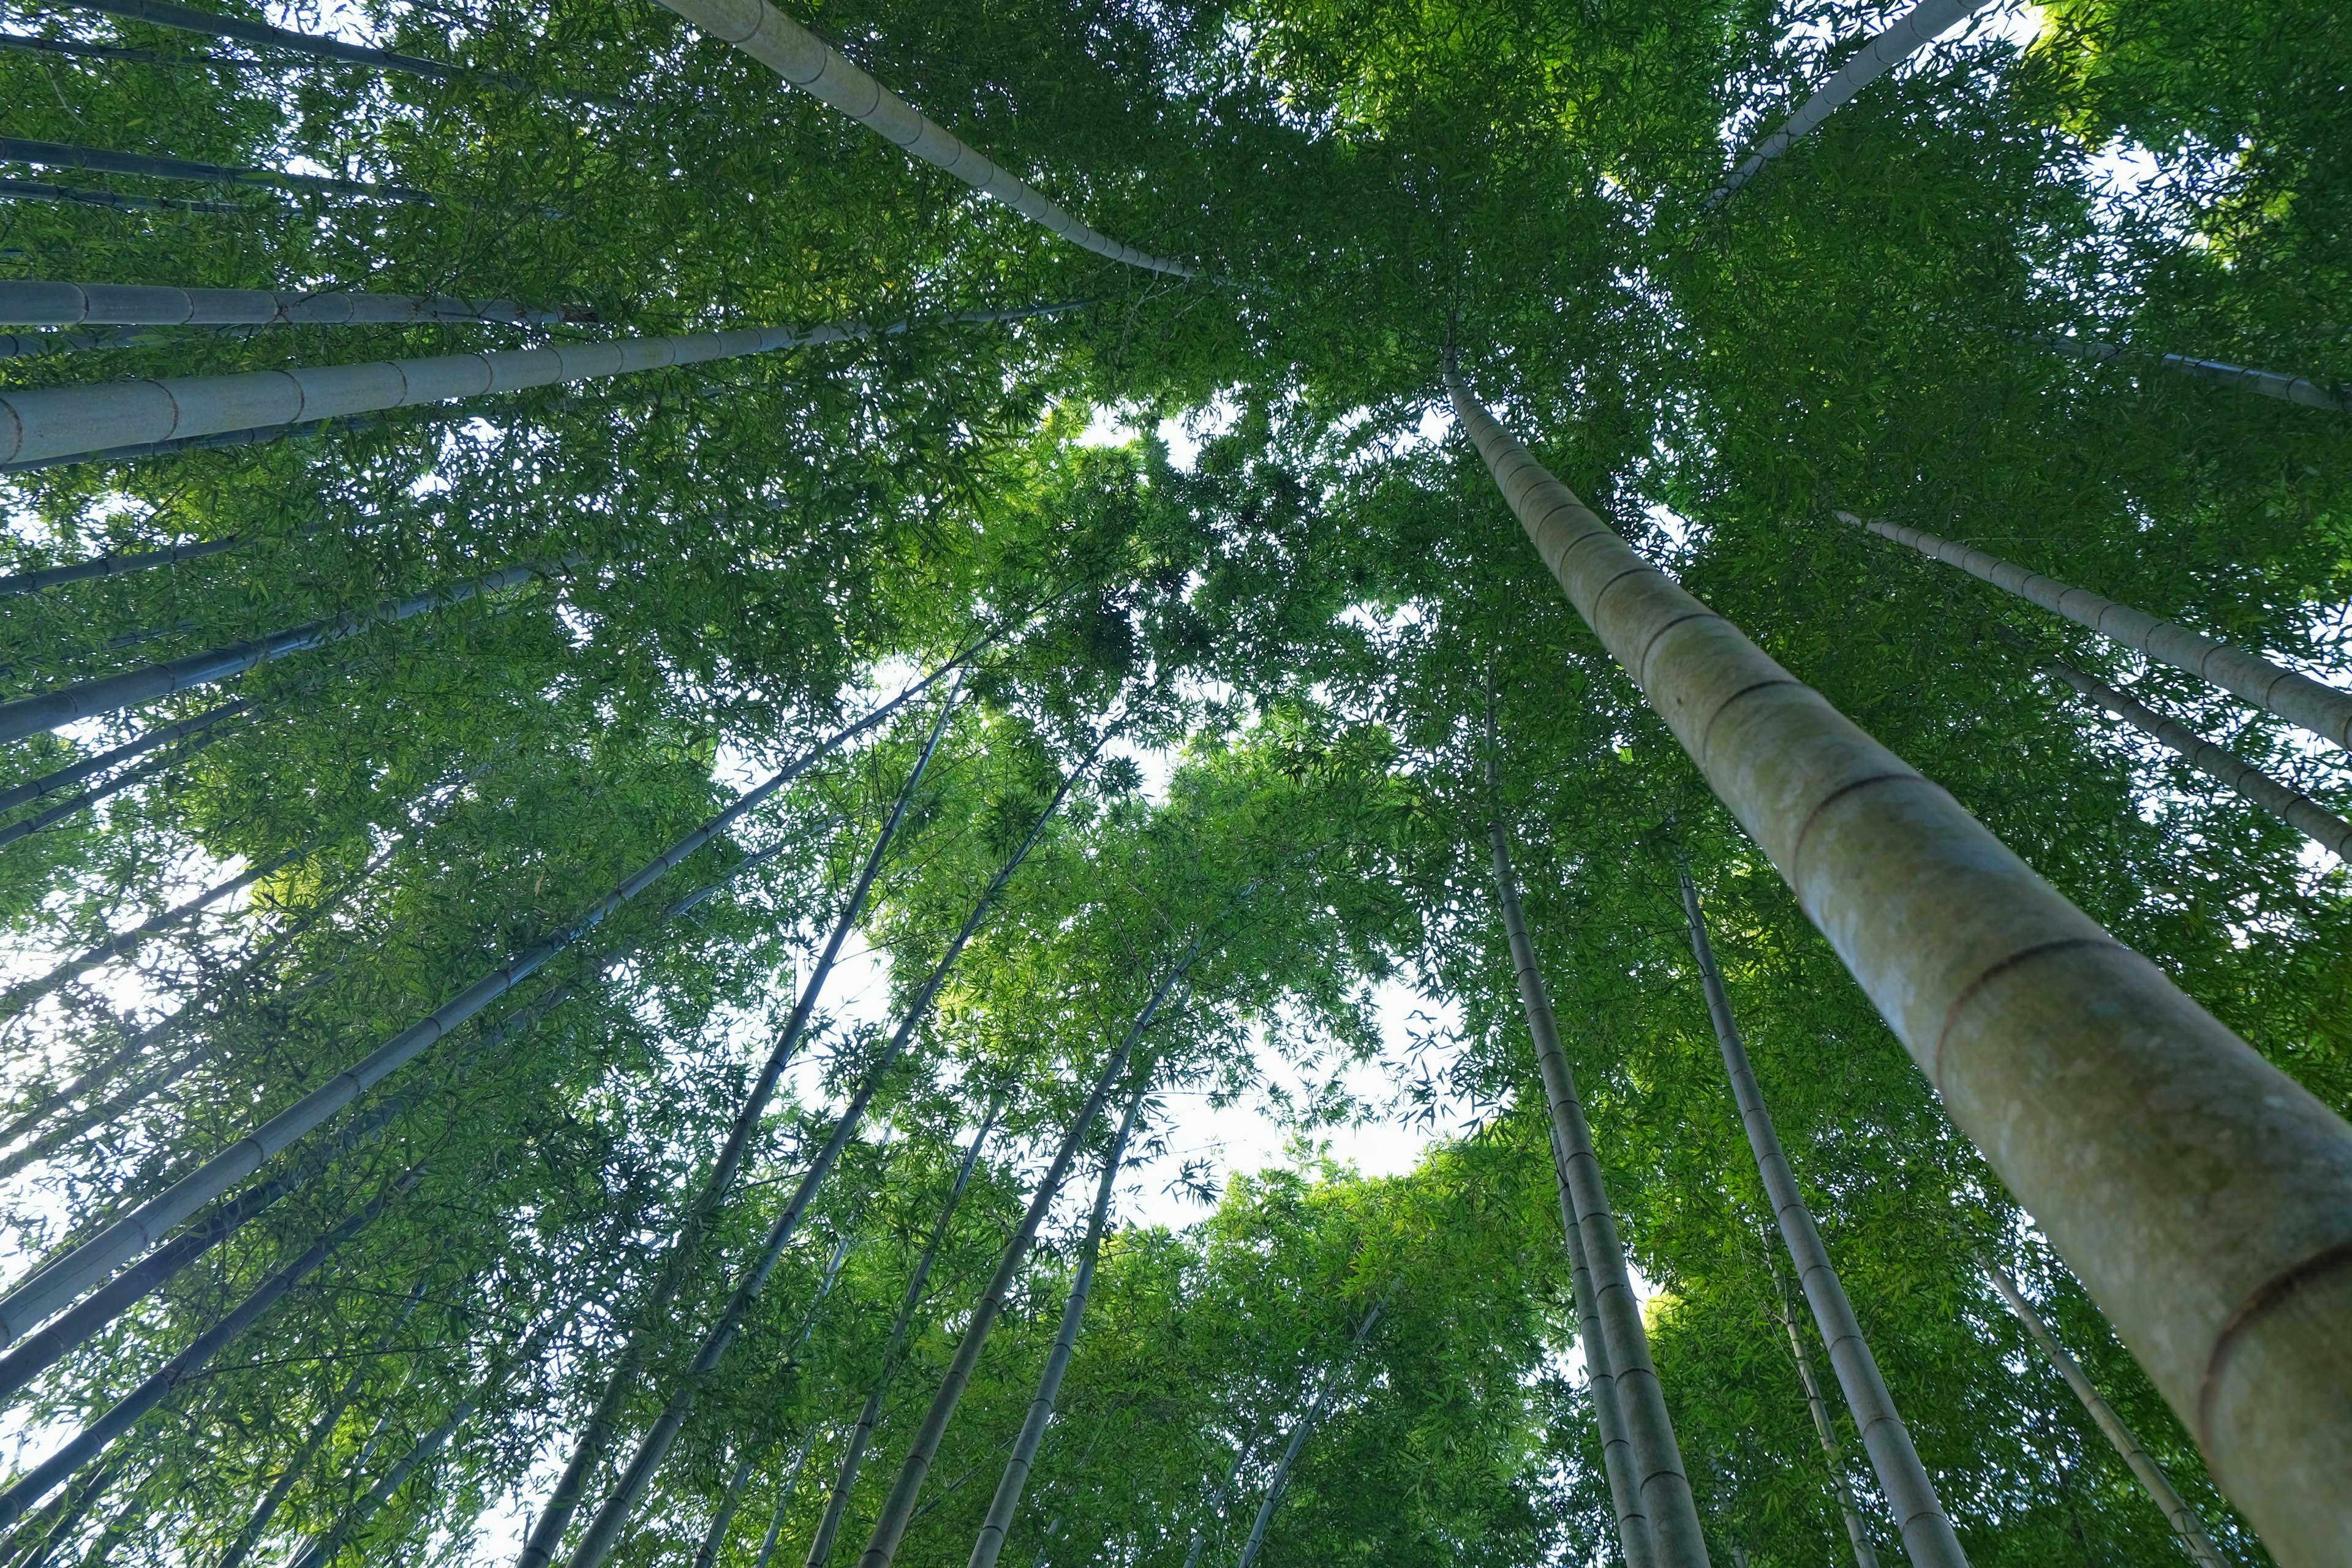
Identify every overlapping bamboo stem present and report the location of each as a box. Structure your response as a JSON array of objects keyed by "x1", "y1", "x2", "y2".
[
  {"x1": 1773, "y1": 1280, "x2": 1883, "y2": 1568},
  {"x1": 1487, "y1": 801, "x2": 1709, "y2": 1568},
  {"x1": 0, "y1": 179, "x2": 239, "y2": 216},
  {"x1": 1838, "y1": 510, "x2": 2352, "y2": 750},
  {"x1": 0, "y1": 281, "x2": 570, "y2": 328},
  {"x1": 1231, "y1": 1294, "x2": 1387, "y2": 1568},
  {"x1": 0, "y1": 699, "x2": 247, "y2": 818},
  {"x1": 58, "y1": 0, "x2": 557, "y2": 95},
  {"x1": 0, "y1": 723, "x2": 228, "y2": 846},
  {"x1": 654, "y1": 0, "x2": 1192, "y2": 277},
  {"x1": 1450, "y1": 370, "x2": 2352, "y2": 1567},
  {"x1": 967, "y1": 1080, "x2": 1146, "y2": 1568},
  {"x1": 1550, "y1": 1123, "x2": 1656, "y2": 1568},
  {"x1": 1985, "y1": 1262, "x2": 2231, "y2": 1568},
  {"x1": 2036, "y1": 657, "x2": 2352, "y2": 859},
  {"x1": 1681, "y1": 869, "x2": 1966, "y2": 1567}
]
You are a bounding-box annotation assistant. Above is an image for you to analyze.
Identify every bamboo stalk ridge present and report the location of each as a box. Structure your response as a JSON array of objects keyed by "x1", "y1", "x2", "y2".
[
  {"x1": 1488, "y1": 802, "x2": 1710, "y2": 1568},
  {"x1": 968, "y1": 1079, "x2": 1147, "y2": 1568},
  {"x1": 1984, "y1": 1262, "x2": 2232, "y2": 1568},
  {"x1": 1232, "y1": 1293, "x2": 1387, "y2": 1568},
  {"x1": 1551, "y1": 1123, "x2": 1657, "y2": 1568},
  {"x1": 1838, "y1": 510, "x2": 2352, "y2": 750},
  {"x1": 655, "y1": 0, "x2": 1193, "y2": 278},
  {"x1": 1774, "y1": 1283, "x2": 1883, "y2": 1568},
  {"x1": 1706, "y1": 0, "x2": 1990, "y2": 208},
  {"x1": 1450, "y1": 369, "x2": 2352, "y2": 1567},
  {"x1": 2035, "y1": 656, "x2": 2352, "y2": 859},
  {"x1": 1681, "y1": 869, "x2": 1967, "y2": 1568},
  {"x1": 0, "y1": 280, "x2": 571, "y2": 327}
]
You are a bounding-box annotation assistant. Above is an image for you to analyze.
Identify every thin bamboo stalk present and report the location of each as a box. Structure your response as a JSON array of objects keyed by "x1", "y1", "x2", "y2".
[
  {"x1": 693, "y1": 1453, "x2": 760, "y2": 1568},
  {"x1": 1550, "y1": 1123, "x2": 1655, "y2": 1568},
  {"x1": 0, "y1": 281, "x2": 571, "y2": 328},
  {"x1": 755, "y1": 1429, "x2": 824, "y2": 1568},
  {"x1": 2037, "y1": 336, "x2": 2352, "y2": 418},
  {"x1": 967, "y1": 1078, "x2": 1146, "y2": 1568},
  {"x1": 1984, "y1": 1263, "x2": 2231, "y2": 1568},
  {"x1": 1231, "y1": 1294, "x2": 1387, "y2": 1568},
  {"x1": 1839, "y1": 510, "x2": 2352, "y2": 750},
  {"x1": 1487, "y1": 789, "x2": 1708, "y2": 1568},
  {"x1": 1681, "y1": 868, "x2": 1964, "y2": 1567},
  {"x1": 1450, "y1": 371, "x2": 2352, "y2": 1568},
  {"x1": 1706, "y1": 0, "x2": 1990, "y2": 208},
  {"x1": 1175, "y1": 1426, "x2": 1263, "y2": 1568},
  {"x1": 0, "y1": 139, "x2": 434, "y2": 203},
  {"x1": 2036, "y1": 657, "x2": 2352, "y2": 859},
  {"x1": 0, "y1": 725, "x2": 228, "y2": 846},
  {"x1": 0, "y1": 538, "x2": 240, "y2": 599},
  {"x1": 1, "y1": 179, "x2": 242, "y2": 215},
  {"x1": 0, "y1": 699, "x2": 247, "y2": 814},
  {"x1": 655, "y1": 0, "x2": 1191, "y2": 278},
  {"x1": 1773, "y1": 1280, "x2": 1882, "y2": 1568}
]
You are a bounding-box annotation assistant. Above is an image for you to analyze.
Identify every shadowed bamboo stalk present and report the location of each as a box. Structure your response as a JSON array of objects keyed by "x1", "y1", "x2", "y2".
[
  {"x1": 0, "y1": 301, "x2": 1082, "y2": 473},
  {"x1": 805, "y1": 1102, "x2": 1006, "y2": 1568},
  {"x1": 853, "y1": 942, "x2": 1202, "y2": 1568},
  {"x1": 693, "y1": 1453, "x2": 760, "y2": 1568},
  {"x1": 1450, "y1": 369, "x2": 2352, "y2": 1567},
  {"x1": 519, "y1": 687, "x2": 959, "y2": 1568},
  {"x1": 1176, "y1": 1425, "x2": 1264, "y2": 1568},
  {"x1": 0, "y1": 724, "x2": 229, "y2": 846},
  {"x1": 1985, "y1": 1262, "x2": 2231, "y2": 1568},
  {"x1": 0, "y1": 1169, "x2": 417, "y2": 1528},
  {"x1": 1487, "y1": 779, "x2": 1708, "y2": 1567},
  {"x1": 655, "y1": 0, "x2": 1191, "y2": 278},
  {"x1": 1837, "y1": 510, "x2": 2352, "y2": 750},
  {"x1": 2038, "y1": 336, "x2": 2352, "y2": 418},
  {"x1": 1706, "y1": 0, "x2": 1990, "y2": 208},
  {"x1": 2035, "y1": 657, "x2": 2352, "y2": 859},
  {"x1": 1550, "y1": 1123, "x2": 1655, "y2": 1568},
  {"x1": 1773, "y1": 1279, "x2": 1882, "y2": 1568},
  {"x1": 755, "y1": 1428, "x2": 824, "y2": 1568},
  {"x1": 1, "y1": 1461, "x2": 113, "y2": 1568},
  {"x1": 0, "y1": 663, "x2": 960, "y2": 1349},
  {"x1": 0, "y1": 180, "x2": 239, "y2": 216},
  {"x1": 1680, "y1": 868, "x2": 1967, "y2": 1568},
  {"x1": 0, "y1": 699, "x2": 247, "y2": 816},
  {"x1": 1232, "y1": 1292, "x2": 1387, "y2": 1568},
  {"x1": 0, "y1": 538, "x2": 240, "y2": 599},
  {"x1": 54, "y1": 0, "x2": 579, "y2": 97},
  {"x1": 0, "y1": 281, "x2": 572, "y2": 328},
  {"x1": 0, "y1": 138, "x2": 435, "y2": 203},
  {"x1": 967, "y1": 1079, "x2": 1147, "y2": 1568}
]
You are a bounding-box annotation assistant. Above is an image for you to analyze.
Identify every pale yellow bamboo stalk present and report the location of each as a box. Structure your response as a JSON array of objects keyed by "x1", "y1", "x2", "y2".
[{"x1": 1448, "y1": 369, "x2": 2352, "y2": 1568}]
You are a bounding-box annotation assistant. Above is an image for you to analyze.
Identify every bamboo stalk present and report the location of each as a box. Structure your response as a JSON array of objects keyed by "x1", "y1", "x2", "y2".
[
  {"x1": 1231, "y1": 1294, "x2": 1387, "y2": 1568},
  {"x1": 1773, "y1": 1280, "x2": 1882, "y2": 1568},
  {"x1": 1, "y1": 179, "x2": 242, "y2": 215},
  {"x1": 0, "y1": 281, "x2": 570, "y2": 328},
  {"x1": 2038, "y1": 336, "x2": 2352, "y2": 418},
  {"x1": 1451, "y1": 371, "x2": 2352, "y2": 1568},
  {"x1": 0, "y1": 138, "x2": 435, "y2": 204},
  {"x1": 0, "y1": 538, "x2": 240, "y2": 600},
  {"x1": 1550, "y1": 1123, "x2": 1655, "y2": 1568}
]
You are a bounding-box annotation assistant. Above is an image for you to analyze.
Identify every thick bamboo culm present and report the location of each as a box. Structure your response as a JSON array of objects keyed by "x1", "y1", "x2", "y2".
[
  {"x1": 2037, "y1": 656, "x2": 2352, "y2": 859},
  {"x1": 0, "y1": 280, "x2": 571, "y2": 327},
  {"x1": 1680, "y1": 869, "x2": 1967, "y2": 1568},
  {"x1": 1838, "y1": 510, "x2": 2352, "y2": 750},
  {"x1": 1984, "y1": 1262, "x2": 2231, "y2": 1568},
  {"x1": 1775, "y1": 1284, "x2": 1883, "y2": 1568},
  {"x1": 655, "y1": 0, "x2": 1193, "y2": 278},
  {"x1": 1706, "y1": 0, "x2": 1989, "y2": 208},
  {"x1": 1450, "y1": 370, "x2": 2352, "y2": 1568},
  {"x1": 1550, "y1": 1125, "x2": 1657, "y2": 1568}
]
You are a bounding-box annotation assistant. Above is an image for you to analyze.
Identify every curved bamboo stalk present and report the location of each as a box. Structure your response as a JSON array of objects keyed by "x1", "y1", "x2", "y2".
[
  {"x1": 1706, "y1": 0, "x2": 1990, "y2": 208},
  {"x1": 0, "y1": 138, "x2": 435, "y2": 204},
  {"x1": 1839, "y1": 510, "x2": 2352, "y2": 750},
  {"x1": 1681, "y1": 869, "x2": 1966, "y2": 1568},
  {"x1": 1985, "y1": 1262, "x2": 2231, "y2": 1568},
  {"x1": 1487, "y1": 793, "x2": 1708, "y2": 1568},
  {"x1": 967, "y1": 1079, "x2": 1146, "y2": 1568},
  {"x1": 1772, "y1": 1280, "x2": 1882, "y2": 1568},
  {"x1": 1452, "y1": 371, "x2": 2352, "y2": 1568},
  {"x1": 655, "y1": 0, "x2": 1191, "y2": 278},
  {"x1": 563, "y1": 737, "x2": 1103, "y2": 1568},
  {"x1": 2035, "y1": 657, "x2": 2352, "y2": 859},
  {"x1": 1231, "y1": 1293, "x2": 1387, "y2": 1568},
  {"x1": 1550, "y1": 1123, "x2": 1656, "y2": 1568},
  {"x1": 0, "y1": 538, "x2": 241, "y2": 600},
  {"x1": 0, "y1": 281, "x2": 571, "y2": 328},
  {"x1": 853, "y1": 943, "x2": 1201, "y2": 1568},
  {"x1": 0, "y1": 665, "x2": 958, "y2": 1349},
  {"x1": 805, "y1": 1102, "x2": 1006, "y2": 1568}
]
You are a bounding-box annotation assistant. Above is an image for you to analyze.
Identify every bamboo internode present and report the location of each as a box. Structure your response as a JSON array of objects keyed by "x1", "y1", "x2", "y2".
[{"x1": 1450, "y1": 371, "x2": 2352, "y2": 1568}]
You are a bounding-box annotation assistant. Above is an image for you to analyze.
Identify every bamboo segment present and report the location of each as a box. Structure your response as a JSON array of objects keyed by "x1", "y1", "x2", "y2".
[
  {"x1": 1985, "y1": 1263, "x2": 2233, "y2": 1568},
  {"x1": 1774, "y1": 1284, "x2": 1883, "y2": 1568},
  {"x1": 59, "y1": 0, "x2": 543, "y2": 93},
  {"x1": 0, "y1": 537, "x2": 241, "y2": 598},
  {"x1": 1681, "y1": 870, "x2": 1966, "y2": 1568},
  {"x1": 0, "y1": 179, "x2": 240, "y2": 216},
  {"x1": 1451, "y1": 371, "x2": 2352, "y2": 1568},
  {"x1": 1839, "y1": 510, "x2": 2352, "y2": 750},
  {"x1": 1177, "y1": 1427, "x2": 1263, "y2": 1568},
  {"x1": 655, "y1": 0, "x2": 1193, "y2": 278},
  {"x1": 2036, "y1": 658, "x2": 2352, "y2": 859},
  {"x1": 967, "y1": 1080, "x2": 1146, "y2": 1568},
  {"x1": 1232, "y1": 1295, "x2": 1386, "y2": 1568},
  {"x1": 0, "y1": 281, "x2": 570, "y2": 328},
  {"x1": 0, "y1": 138, "x2": 436, "y2": 203},
  {"x1": 2038, "y1": 336, "x2": 2352, "y2": 418},
  {"x1": 0, "y1": 699, "x2": 247, "y2": 816},
  {"x1": 1706, "y1": 0, "x2": 1990, "y2": 208},
  {"x1": 1488, "y1": 804, "x2": 1709, "y2": 1568},
  {"x1": 1551, "y1": 1125, "x2": 1657, "y2": 1568}
]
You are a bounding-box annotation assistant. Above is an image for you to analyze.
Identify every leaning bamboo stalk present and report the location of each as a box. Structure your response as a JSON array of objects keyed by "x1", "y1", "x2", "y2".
[
  {"x1": 853, "y1": 945, "x2": 1201, "y2": 1568},
  {"x1": 967, "y1": 1079, "x2": 1146, "y2": 1568},
  {"x1": 2038, "y1": 336, "x2": 2352, "y2": 419},
  {"x1": 1488, "y1": 793, "x2": 1709, "y2": 1568},
  {"x1": 1984, "y1": 1262, "x2": 2231, "y2": 1568},
  {"x1": 693, "y1": 1453, "x2": 761, "y2": 1568},
  {"x1": 0, "y1": 538, "x2": 241, "y2": 600},
  {"x1": 522, "y1": 690, "x2": 962, "y2": 1568},
  {"x1": 1451, "y1": 370, "x2": 2352, "y2": 1568},
  {"x1": 2035, "y1": 657, "x2": 2352, "y2": 859},
  {"x1": 564, "y1": 742, "x2": 1102, "y2": 1568},
  {"x1": 0, "y1": 699, "x2": 247, "y2": 813},
  {"x1": 1838, "y1": 510, "x2": 2352, "y2": 750},
  {"x1": 1706, "y1": 0, "x2": 1990, "y2": 208},
  {"x1": 1550, "y1": 1124, "x2": 1655, "y2": 1568},
  {"x1": 0, "y1": 664, "x2": 957, "y2": 1349},
  {"x1": 1680, "y1": 869, "x2": 1966, "y2": 1568},
  {"x1": 2, "y1": 1461, "x2": 113, "y2": 1568},
  {"x1": 0, "y1": 179, "x2": 240, "y2": 216},
  {"x1": 1176, "y1": 1425, "x2": 1264, "y2": 1568},
  {"x1": 0, "y1": 725, "x2": 227, "y2": 846},
  {"x1": 0, "y1": 139, "x2": 435, "y2": 204},
  {"x1": 755, "y1": 1428, "x2": 825, "y2": 1568},
  {"x1": 0, "y1": 281, "x2": 573, "y2": 329},
  {"x1": 61, "y1": 0, "x2": 559, "y2": 94},
  {"x1": 1773, "y1": 1281, "x2": 1882, "y2": 1568},
  {"x1": 1232, "y1": 1295, "x2": 1387, "y2": 1568},
  {"x1": 655, "y1": 0, "x2": 1191, "y2": 278}
]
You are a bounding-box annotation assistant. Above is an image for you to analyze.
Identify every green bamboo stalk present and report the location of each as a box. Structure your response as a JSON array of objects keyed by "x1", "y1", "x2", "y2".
[
  {"x1": 0, "y1": 281, "x2": 570, "y2": 328},
  {"x1": 0, "y1": 138, "x2": 435, "y2": 204},
  {"x1": 1231, "y1": 1294, "x2": 1387, "y2": 1568},
  {"x1": 1772, "y1": 1279, "x2": 1882, "y2": 1568},
  {"x1": 1550, "y1": 1123, "x2": 1654, "y2": 1568},
  {"x1": 0, "y1": 538, "x2": 240, "y2": 600},
  {"x1": 0, "y1": 179, "x2": 241, "y2": 215}
]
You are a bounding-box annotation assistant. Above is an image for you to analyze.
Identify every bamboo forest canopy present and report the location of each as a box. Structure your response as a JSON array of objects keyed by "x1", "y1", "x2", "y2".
[{"x1": 0, "y1": 0, "x2": 2347, "y2": 1564}]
